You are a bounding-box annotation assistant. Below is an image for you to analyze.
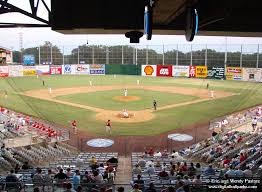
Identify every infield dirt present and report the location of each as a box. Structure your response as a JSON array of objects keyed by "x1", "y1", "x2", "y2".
[{"x1": 23, "y1": 85, "x2": 233, "y2": 123}]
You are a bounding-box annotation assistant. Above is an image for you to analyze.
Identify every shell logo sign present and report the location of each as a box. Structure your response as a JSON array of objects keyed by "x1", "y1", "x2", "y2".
[
  {"x1": 142, "y1": 65, "x2": 156, "y2": 76},
  {"x1": 144, "y1": 65, "x2": 154, "y2": 75}
]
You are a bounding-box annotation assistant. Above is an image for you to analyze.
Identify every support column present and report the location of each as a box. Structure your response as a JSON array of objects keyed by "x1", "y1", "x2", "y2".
[
  {"x1": 256, "y1": 44, "x2": 259, "y2": 68},
  {"x1": 121, "y1": 46, "x2": 124, "y2": 64},
  {"x1": 146, "y1": 45, "x2": 149, "y2": 65},
  {"x1": 162, "y1": 44, "x2": 165, "y2": 65},
  {"x1": 176, "y1": 45, "x2": 178, "y2": 66},
  {"x1": 190, "y1": 44, "x2": 193, "y2": 66},
  {"x1": 240, "y1": 44, "x2": 243, "y2": 68},
  {"x1": 50, "y1": 45, "x2": 53, "y2": 65},
  {"x1": 77, "y1": 47, "x2": 80, "y2": 64},
  {"x1": 38, "y1": 46, "x2": 41, "y2": 65},
  {"x1": 205, "y1": 44, "x2": 207, "y2": 67}
]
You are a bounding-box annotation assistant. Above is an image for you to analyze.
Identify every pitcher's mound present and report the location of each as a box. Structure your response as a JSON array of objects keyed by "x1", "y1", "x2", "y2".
[{"x1": 113, "y1": 96, "x2": 140, "y2": 102}]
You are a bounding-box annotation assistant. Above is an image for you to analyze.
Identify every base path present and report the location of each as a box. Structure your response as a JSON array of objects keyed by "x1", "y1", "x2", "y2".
[{"x1": 23, "y1": 85, "x2": 234, "y2": 123}]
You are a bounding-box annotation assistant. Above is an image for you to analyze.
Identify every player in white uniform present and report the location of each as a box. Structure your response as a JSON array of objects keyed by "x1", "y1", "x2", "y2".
[{"x1": 124, "y1": 88, "x2": 128, "y2": 97}]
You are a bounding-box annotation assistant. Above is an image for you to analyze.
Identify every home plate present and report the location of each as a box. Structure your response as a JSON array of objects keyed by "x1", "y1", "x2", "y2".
[
  {"x1": 86, "y1": 138, "x2": 114, "y2": 147},
  {"x1": 168, "y1": 133, "x2": 193, "y2": 142}
]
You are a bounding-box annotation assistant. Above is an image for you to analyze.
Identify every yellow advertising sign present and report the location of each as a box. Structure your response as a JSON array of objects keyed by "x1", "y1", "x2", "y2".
[
  {"x1": 195, "y1": 66, "x2": 207, "y2": 78},
  {"x1": 23, "y1": 69, "x2": 36, "y2": 76},
  {"x1": 226, "y1": 67, "x2": 242, "y2": 80}
]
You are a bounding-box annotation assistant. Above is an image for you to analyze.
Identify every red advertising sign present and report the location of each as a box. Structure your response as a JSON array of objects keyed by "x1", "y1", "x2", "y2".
[
  {"x1": 50, "y1": 66, "x2": 62, "y2": 75},
  {"x1": 156, "y1": 65, "x2": 173, "y2": 77},
  {"x1": 189, "y1": 66, "x2": 196, "y2": 77},
  {"x1": 0, "y1": 66, "x2": 9, "y2": 77}
]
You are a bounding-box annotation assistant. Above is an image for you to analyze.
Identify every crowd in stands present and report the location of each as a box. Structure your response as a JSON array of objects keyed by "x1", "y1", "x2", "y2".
[
  {"x1": 0, "y1": 153, "x2": 119, "y2": 191},
  {"x1": 131, "y1": 122, "x2": 262, "y2": 192}
]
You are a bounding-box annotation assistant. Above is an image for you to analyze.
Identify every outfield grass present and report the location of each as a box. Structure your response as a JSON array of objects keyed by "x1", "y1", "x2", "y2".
[
  {"x1": 55, "y1": 89, "x2": 198, "y2": 110},
  {"x1": 0, "y1": 75, "x2": 262, "y2": 136}
]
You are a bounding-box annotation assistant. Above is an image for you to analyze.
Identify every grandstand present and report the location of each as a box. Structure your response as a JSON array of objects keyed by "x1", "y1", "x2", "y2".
[{"x1": 0, "y1": 104, "x2": 262, "y2": 191}]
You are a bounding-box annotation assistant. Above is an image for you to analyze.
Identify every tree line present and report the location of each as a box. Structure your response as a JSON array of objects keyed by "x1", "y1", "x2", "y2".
[{"x1": 12, "y1": 41, "x2": 261, "y2": 68}]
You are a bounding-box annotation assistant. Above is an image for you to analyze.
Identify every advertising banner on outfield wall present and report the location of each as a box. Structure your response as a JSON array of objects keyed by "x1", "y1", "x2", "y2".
[
  {"x1": 36, "y1": 65, "x2": 50, "y2": 75},
  {"x1": 226, "y1": 67, "x2": 242, "y2": 80},
  {"x1": 141, "y1": 65, "x2": 157, "y2": 76},
  {"x1": 89, "y1": 64, "x2": 105, "y2": 75},
  {"x1": 189, "y1": 66, "x2": 196, "y2": 77},
  {"x1": 207, "y1": 67, "x2": 225, "y2": 79},
  {"x1": 172, "y1": 66, "x2": 189, "y2": 77},
  {"x1": 242, "y1": 68, "x2": 262, "y2": 82},
  {"x1": 75, "y1": 64, "x2": 90, "y2": 75},
  {"x1": 50, "y1": 66, "x2": 62, "y2": 75},
  {"x1": 195, "y1": 66, "x2": 208, "y2": 78},
  {"x1": 9, "y1": 65, "x2": 23, "y2": 77},
  {"x1": 23, "y1": 66, "x2": 36, "y2": 76},
  {"x1": 156, "y1": 65, "x2": 173, "y2": 77},
  {"x1": 62, "y1": 65, "x2": 76, "y2": 75},
  {"x1": 0, "y1": 66, "x2": 9, "y2": 77}
]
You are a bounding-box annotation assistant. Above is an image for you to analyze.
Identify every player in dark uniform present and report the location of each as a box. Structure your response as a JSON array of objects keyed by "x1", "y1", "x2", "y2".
[
  {"x1": 106, "y1": 120, "x2": 112, "y2": 134},
  {"x1": 206, "y1": 83, "x2": 209, "y2": 89},
  {"x1": 42, "y1": 80, "x2": 45, "y2": 86},
  {"x1": 153, "y1": 100, "x2": 157, "y2": 110}
]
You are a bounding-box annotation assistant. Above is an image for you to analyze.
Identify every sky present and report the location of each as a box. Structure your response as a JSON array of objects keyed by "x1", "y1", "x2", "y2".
[{"x1": 1, "y1": 0, "x2": 262, "y2": 52}]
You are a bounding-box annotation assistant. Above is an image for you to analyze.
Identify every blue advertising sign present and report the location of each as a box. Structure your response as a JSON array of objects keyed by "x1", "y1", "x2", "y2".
[
  {"x1": 23, "y1": 55, "x2": 35, "y2": 65},
  {"x1": 89, "y1": 64, "x2": 105, "y2": 75}
]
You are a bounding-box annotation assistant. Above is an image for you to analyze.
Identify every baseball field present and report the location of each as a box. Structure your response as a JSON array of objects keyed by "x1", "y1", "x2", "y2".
[{"x1": 0, "y1": 75, "x2": 261, "y2": 136}]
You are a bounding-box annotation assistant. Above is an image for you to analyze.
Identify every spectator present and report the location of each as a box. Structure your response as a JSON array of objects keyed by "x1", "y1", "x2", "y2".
[
  {"x1": 90, "y1": 156, "x2": 97, "y2": 165},
  {"x1": 92, "y1": 170, "x2": 103, "y2": 183},
  {"x1": 22, "y1": 161, "x2": 30, "y2": 170},
  {"x1": 148, "y1": 148, "x2": 154, "y2": 156},
  {"x1": 145, "y1": 183, "x2": 157, "y2": 192},
  {"x1": 137, "y1": 156, "x2": 146, "y2": 168},
  {"x1": 76, "y1": 186, "x2": 83, "y2": 192},
  {"x1": 131, "y1": 184, "x2": 142, "y2": 192},
  {"x1": 66, "y1": 168, "x2": 74, "y2": 177},
  {"x1": 180, "y1": 162, "x2": 188, "y2": 172},
  {"x1": 192, "y1": 175, "x2": 202, "y2": 186},
  {"x1": 54, "y1": 169, "x2": 68, "y2": 180},
  {"x1": 243, "y1": 166, "x2": 253, "y2": 177},
  {"x1": 239, "y1": 153, "x2": 247, "y2": 163},
  {"x1": 183, "y1": 175, "x2": 191, "y2": 186},
  {"x1": 158, "y1": 169, "x2": 169, "y2": 179},
  {"x1": 90, "y1": 162, "x2": 99, "y2": 170},
  {"x1": 176, "y1": 181, "x2": 185, "y2": 192},
  {"x1": 82, "y1": 171, "x2": 91, "y2": 184},
  {"x1": 155, "y1": 160, "x2": 161, "y2": 167},
  {"x1": 252, "y1": 117, "x2": 258, "y2": 131},
  {"x1": 5, "y1": 170, "x2": 20, "y2": 190},
  {"x1": 133, "y1": 174, "x2": 144, "y2": 190},
  {"x1": 73, "y1": 170, "x2": 81, "y2": 190},
  {"x1": 221, "y1": 156, "x2": 231, "y2": 167},
  {"x1": 235, "y1": 167, "x2": 244, "y2": 177},
  {"x1": 204, "y1": 164, "x2": 215, "y2": 176},
  {"x1": 146, "y1": 159, "x2": 154, "y2": 167},
  {"x1": 33, "y1": 168, "x2": 44, "y2": 187},
  {"x1": 146, "y1": 164, "x2": 155, "y2": 175},
  {"x1": 98, "y1": 163, "x2": 105, "y2": 175},
  {"x1": 188, "y1": 162, "x2": 196, "y2": 176},
  {"x1": 14, "y1": 163, "x2": 20, "y2": 173},
  {"x1": 162, "y1": 162, "x2": 168, "y2": 170},
  {"x1": 65, "y1": 183, "x2": 76, "y2": 192},
  {"x1": 133, "y1": 164, "x2": 142, "y2": 174},
  {"x1": 154, "y1": 151, "x2": 162, "y2": 157},
  {"x1": 107, "y1": 156, "x2": 118, "y2": 164},
  {"x1": 225, "y1": 165, "x2": 236, "y2": 178}
]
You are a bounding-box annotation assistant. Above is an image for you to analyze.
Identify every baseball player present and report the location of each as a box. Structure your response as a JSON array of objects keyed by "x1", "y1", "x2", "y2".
[
  {"x1": 153, "y1": 100, "x2": 157, "y2": 110},
  {"x1": 106, "y1": 120, "x2": 112, "y2": 134},
  {"x1": 124, "y1": 88, "x2": 128, "y2": 97},
  {"x1": 71, "y1": 120, "x2": 77, "y2": 134}
]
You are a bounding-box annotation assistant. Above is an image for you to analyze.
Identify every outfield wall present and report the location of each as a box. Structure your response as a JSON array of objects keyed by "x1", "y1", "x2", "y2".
[{"x1": 1, "y1": 64, "x2": 262, "y2": 82}]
